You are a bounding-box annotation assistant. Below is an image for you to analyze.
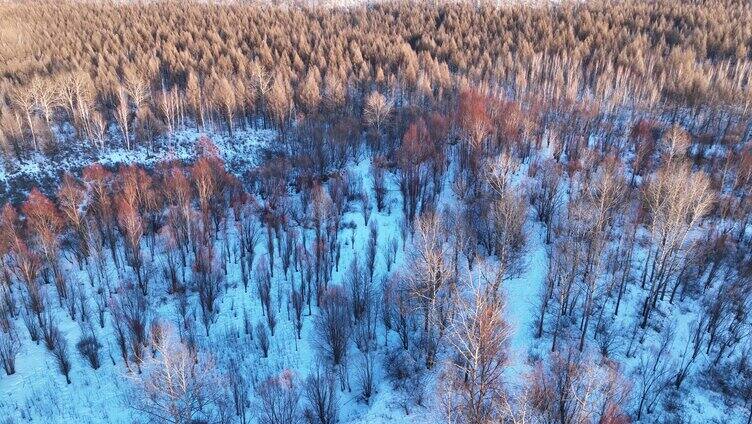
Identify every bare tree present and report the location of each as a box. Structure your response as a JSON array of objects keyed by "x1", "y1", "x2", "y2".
[
  {"x1": 186, "y1": 71, "x2": 204, "y2": 129},
  {"x1": 256, "y1": 261, "x2": 273, "y2": 327},
  {"x1": 291, "y1": 287, "x2": 304, "y2": 342},
  {"x1": 384, "y1": 236, "x2": 399, "y2": 273},
  {"x1": 384, "y1": 273, "x2": 412, "y2": 350},
  {"x1": 363, "y1": 90, "x2": 392, "y2": 138},
  {"x1": 487, "y1": 187, "x2": 527, "y2": 285},
  {"x1": 529, "y1": 159, "x2": 563, "y2": 244},
  {"x1": 527, "y1": 348, "x2": 631, "y2": 424},
  {"x1": 634, "y1": 334, "x2": 674, "y2": 421},
  {"x1": 57, "y1": 173, "x2": 89, "y2": 264},
  {"x1": 22, "y1": 188, "x2": 68, "y2": 302},
  {"x1": 256, "y1": 321, "x2": 270, "y2": 358},
  {"x1": 661, "y1": 124, "x2": 690, "y2": 163},
  {"x1": 641, "y1": 162, "x2": 714, "y2": 327},
  {"x1": 372, "y1": 157, "x2": 388, "y2": 212},
  {"x1": 194, "y1": 244, "x2": 223, "y2": 336},
  {"x1": 571, "y1": 157, "x2": 626, "y2": 350},
  {"x1": 357, "y1": 351, "x2": 376, "y2": 403},
  {"x1": 226, "y1": 359, "x2": 250, "y2": 423},
  {"x1": 56, "y1": 71, "x2": 94, "y2": 139},
  {"x1": 110, "y1": 283, "x2": 150, "y2": 370},
  {"x1": 407, "y1": 212, "x2": 452, "y2": 368},
  {"x1": 236, "y1": 199, "x2": 261, "y2": 292},
  {"x1": 114, "y1": 85, "x2": 131, "y2": 148},
  {"x1": 211, "y1": 76, "x2": 237, "y2": 137},
  {"x1": 314, "y1": 287, "x2": 351, "y2": 366},
  {"x1": 256, "y1": 370, "x2": 302, "y2": 424},
  {"x1": 458, "y1": 89, "x2": 491, "y2": 168},
  {"x1": 127, "y1": 326, "x2": 227, "y2": 424},
  {"x1": 12, "y1": 85, "x2": 39, "y2": 150},
  {"x1": 49, "y1": 326, "x2": 72, "y2": 384},
  {"x1": 1, "y1": 205, "x2": 44, "y2": 319},
  {"x1": 30, "y1": 78, "x2": 60, "y2": 145},
  {"x1": 0, "y1": 325, "x2": 20, "y2": 375},
  {"x1": 442, "y1": 260, "x2": 511, "y2": 424},
  {"x1": 124, "y1": 69, "x2": 150, "y2": 115},
  {"x1": 90, "y1": 110, "x2": 107, "y2": 149},
  {"x1": 116, "y1": 194, "x2": 147, "y2": 294},
  {"x1": 303, "y1": 365, "x2": 339, "y2": 424}
]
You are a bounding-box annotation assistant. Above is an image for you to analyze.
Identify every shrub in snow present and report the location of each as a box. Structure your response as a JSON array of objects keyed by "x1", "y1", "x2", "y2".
[
  {"x1": 50, "y1": 331, "x2": 72, "y2": 384},
  {"x1": 356, "y1": 352, "x2": 376, "y2": 403},
  {"x1": 40, "y1": 310, "x2": 60, "y2": 351},
  {"x1": 76, "y1": 335, "x2": 102, "y2": 370},
  {"x1": 256, "y1": 321, "x2": 270, "y2": 358},
  {"x1": 303, "y1": 365, "x2": 338, "y2": 424},
  {"x1": 256, "y1": 369, "x2": 301, "y2": 424},
  {"x1": 0, "y1": 327, "x2": 20, "y2": 375},
  {"x1": 383, "y1": 347, "x2": 426, "y2": 410},
  {"x1": 21, "y1": 310, "x2": 40, "y2": 344},
  {"x1": 313, "y1": 287, "x2": 351, "y2": 366}
]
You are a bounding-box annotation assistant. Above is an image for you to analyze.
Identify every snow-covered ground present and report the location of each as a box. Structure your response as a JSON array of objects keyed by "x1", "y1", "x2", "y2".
[
  {"x1": 0, "y1": 147, "x2": 430, "y2": 423},
  {"x1": 0, "y1": 126, "x2": 276, "y2": 203},
  {"x1": 0, "y1": 126, "x2": 748, "y2": 423}
]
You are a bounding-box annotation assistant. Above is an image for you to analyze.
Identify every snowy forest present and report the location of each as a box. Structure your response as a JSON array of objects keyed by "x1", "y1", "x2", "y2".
[{"x1": 0, "y1": 0, "x2": 751, "y2": 422}]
